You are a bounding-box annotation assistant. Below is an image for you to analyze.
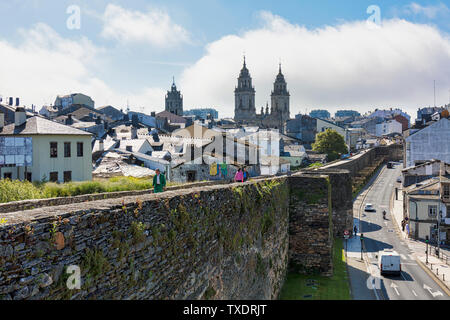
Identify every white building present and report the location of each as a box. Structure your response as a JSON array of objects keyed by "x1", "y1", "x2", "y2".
[
  {"x1": 0, "y1": 108, "x2": 92, "y2": 183},
  {"x1": 405, "y1": 118, "x2": 450, "y2": 167},
  {"x1": 316, "y1": 118, "x2": 346, "y2": 139},
  {"x1": 375, "y1": 119, "x2": 402, "y2": 137}
]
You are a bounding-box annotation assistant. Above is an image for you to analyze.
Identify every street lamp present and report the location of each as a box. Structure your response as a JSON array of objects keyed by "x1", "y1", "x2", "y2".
[
  {"x1": 436, "y1": 210, "x2": 442, "y2": 258},
  {"x1": 411, "y1": 200, "x2": 418, "y2": 239}
]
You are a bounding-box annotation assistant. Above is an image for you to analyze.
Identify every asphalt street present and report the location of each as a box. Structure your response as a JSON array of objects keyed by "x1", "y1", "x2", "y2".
[{"x1": 352, "y1": 162, "x2": 449, "y2": 300}]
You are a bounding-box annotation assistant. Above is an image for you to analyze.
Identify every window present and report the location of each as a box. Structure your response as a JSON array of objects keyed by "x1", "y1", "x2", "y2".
[
  {"x1": 50, "y1": 142, "x2": 58, "y2": 158},
  {"x1": 77, "y1": 142, "x2": 84, "y2": 157},
  {"x1": 49, "y1": 172, "x2": 58, "y2": 182},
  {"x1": 3, "y1": 172, "x2": 12, "y2": 180},
  {"x1": 428, "y1": 205, "x2": 437, "y2": 218},
  {"x1": 126, "y1": 146, "x2": 133, "y2": 152},
  {"x1": 64, "y1": 142, "x2": 71, "y2": 158},
  {"x1": 444, "y1": 184, "x2": 450, "y2": 197},
  {"x1": 63, "y1": 171, "x2": 72, "y2": 183}
]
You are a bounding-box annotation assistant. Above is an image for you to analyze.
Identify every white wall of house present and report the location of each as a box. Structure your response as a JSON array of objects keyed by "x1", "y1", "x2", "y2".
[
  {"x1": 405, "y1": 118, "x2": 450, "y2": 167},
  {"x1": 0, "y1": 134, "x2": 92, "y2": 183},
  {"x1": 375, "y1": 119, "x2": 402, "y2": 136},
  {"x1": 316, "y1": 118, "x2": 346, "y2": 138},
  {"x1": 408, "y1": 197, "x2": 445, "y2": 241}
]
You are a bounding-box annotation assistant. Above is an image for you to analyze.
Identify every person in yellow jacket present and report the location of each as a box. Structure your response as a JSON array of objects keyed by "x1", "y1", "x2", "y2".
[{"x1": 209, "y1": 162, "x2": 218, "y2": 176}]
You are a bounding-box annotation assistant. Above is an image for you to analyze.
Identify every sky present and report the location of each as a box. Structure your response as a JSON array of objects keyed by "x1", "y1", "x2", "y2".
[{"x1": 0, "y1": 0, "x2": 449, "y2": 120}]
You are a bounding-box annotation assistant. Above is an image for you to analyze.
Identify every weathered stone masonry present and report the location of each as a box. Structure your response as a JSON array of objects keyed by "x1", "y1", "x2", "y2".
[{"x1": 0, "y1": 172, "x2": 351, "y2": 300}]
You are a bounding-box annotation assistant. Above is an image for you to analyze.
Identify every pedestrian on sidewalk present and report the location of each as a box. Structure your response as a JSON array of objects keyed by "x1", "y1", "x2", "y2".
[
  {"x1": 401, "y1": 219, "x2": 406, "y2": 231},
  {"x1": 354, "y1": 225, "x2": 358, "y2": 237}
]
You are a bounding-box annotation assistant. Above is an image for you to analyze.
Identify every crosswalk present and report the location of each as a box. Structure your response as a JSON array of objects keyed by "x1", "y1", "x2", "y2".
[{"x1": 367, "y1": 252, "x2": 416, "y2": 262}]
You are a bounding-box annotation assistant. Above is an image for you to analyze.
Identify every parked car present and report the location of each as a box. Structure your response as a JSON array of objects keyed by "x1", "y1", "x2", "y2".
[
  {"x1": 377, "y1": 249, "x2": 401, "y2": 276},
  {"x1": 364, "y1": 203, "x2": 375, "y2": 212}
]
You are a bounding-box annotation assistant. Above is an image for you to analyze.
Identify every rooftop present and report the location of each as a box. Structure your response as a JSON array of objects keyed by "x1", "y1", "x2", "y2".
[{"x1": 0, "y1": 116, "x2": 92, "y2": 136}]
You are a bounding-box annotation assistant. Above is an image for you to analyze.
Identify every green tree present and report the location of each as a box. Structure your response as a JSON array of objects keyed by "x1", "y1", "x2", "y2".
[{"x1": 312, "y1": 129, "x2": 348, "y2": 161}]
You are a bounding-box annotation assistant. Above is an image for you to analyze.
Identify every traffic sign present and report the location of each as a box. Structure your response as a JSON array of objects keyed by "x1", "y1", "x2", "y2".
[{"x1": 344, "y1": 230, "x2": 350, "y2": 239}]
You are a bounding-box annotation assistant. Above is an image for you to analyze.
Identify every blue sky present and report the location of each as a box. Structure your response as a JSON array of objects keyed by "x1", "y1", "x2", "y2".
[{"x1": 0, "y1": 0, "x2": 449, "y2": 118}]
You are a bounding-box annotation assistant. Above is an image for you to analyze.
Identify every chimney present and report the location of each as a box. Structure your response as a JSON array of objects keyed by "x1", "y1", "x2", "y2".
[
  {"x1": 131, "y1": 126, "x2": 137, "y2": 139},
  {"x1": 16, "y1": 97, "x2": 20, "y2": 107},
  {"x1": 0, "y1": 109, "x2": 4, "y2": 130},
  {"x1": 15, "y1": 106, "x2": 26, "y2": 127},
  {"x1": 66, "y1": 114, "x2": 73, "y2": 125}
]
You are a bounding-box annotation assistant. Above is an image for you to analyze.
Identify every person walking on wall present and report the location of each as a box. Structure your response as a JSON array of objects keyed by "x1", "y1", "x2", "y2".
[
  {"x1": 354, "y1": 225, "x2": 358, "y2": 237},
  {"x1": 153, "y1": 168, "x2": 166, "y2": 193},
  {"x1": 243, "y1": 168, "x2": 249, "y2": 182},
  {"x1": 234, "y1": 168, "x2": 244, "y2": 183}
]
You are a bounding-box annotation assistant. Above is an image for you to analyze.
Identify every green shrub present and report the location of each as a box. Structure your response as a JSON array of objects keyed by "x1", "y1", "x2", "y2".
[{"x1": 0, "y1": 177, "x2": 155, "y2": 204}]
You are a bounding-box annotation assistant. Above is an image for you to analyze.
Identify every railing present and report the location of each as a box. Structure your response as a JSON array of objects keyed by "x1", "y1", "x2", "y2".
[{"x1": 429, "y1": 245, "x2": 450, "y2": 266}]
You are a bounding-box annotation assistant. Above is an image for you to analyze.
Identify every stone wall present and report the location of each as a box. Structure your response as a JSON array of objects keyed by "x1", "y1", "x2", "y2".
[
  {"x1": 0, "y1": 170, "x2": 354, "y2": 300},
  {"x1": 0, "y1": 179, "x2": 290, "y2": 300},
  {"x1": 288, "y1": 174, "x2": 333, "y2": 276},
  {"x1": 318, "y1": 144, "x2": 402, "y2": 178},
  {"x1": 0, "y1": 180, "x2": 228, "y2": 214},
  {"x1": 302, "y1": 169, "x2": 353, "y2": 237}
]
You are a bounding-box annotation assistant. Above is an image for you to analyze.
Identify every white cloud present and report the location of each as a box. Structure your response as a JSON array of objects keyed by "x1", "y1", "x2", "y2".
[
  {"x1": 100, "y1": 4, "x2": 191, "y2": 48},
  {"x1": 0, "y1": 23, "x2": 165, "y2": 113},
  {"x1": 179, "y1": 11, "x2": 450, "y2": 119},
  {"x1": 404, "y1": 2, "x2": 450, "y2": 19}
]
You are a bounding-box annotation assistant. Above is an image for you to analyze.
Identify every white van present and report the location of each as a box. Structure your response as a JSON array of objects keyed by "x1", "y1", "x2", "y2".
[{"x1": 377, "y1": 249, "x2": 401, "y2": 276}]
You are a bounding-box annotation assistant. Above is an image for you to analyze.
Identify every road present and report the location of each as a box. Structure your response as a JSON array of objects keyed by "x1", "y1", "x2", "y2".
[{"x1": 353, "y1": 162, "x2": 449, "y2": 300}]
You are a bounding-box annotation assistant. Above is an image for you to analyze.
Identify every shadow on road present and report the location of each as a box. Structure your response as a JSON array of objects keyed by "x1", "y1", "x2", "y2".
[
  {"x1": 347, "y1": 263, "x2": 376, "y2": 300},
  {"x1": 360, "y1": 220, "x2": 382, "y2": 233},
  {"x1": 363, "y1": 238, "x2": 394, "y2": 253}
]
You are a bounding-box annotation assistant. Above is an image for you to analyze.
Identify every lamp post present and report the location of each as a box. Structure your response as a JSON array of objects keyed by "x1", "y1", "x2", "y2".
[
  {"x1": 437, "y1": 210, "x2": 442, "y2": 258},
  {"x1": 411, "y1": 200, "x2": 418, "y2": 239},
  {"x1": 360, "y1": 233, "x2": 364, "y2": 261},
  {"x1": 426, "y1": 235, "x2": 429, "y2": 264}
]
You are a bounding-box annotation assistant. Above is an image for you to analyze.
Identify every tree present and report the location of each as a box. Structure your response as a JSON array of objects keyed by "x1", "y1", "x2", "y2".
[{"x1": 312, "y1": 129, "x2": 348, "y2": 161}]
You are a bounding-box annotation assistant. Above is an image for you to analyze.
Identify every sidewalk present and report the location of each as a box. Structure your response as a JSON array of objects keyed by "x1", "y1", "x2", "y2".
[
  {"x1": 391, "y1": 186, "x2": 407, "y2": 239},
  {"x1": 345, "y1": 217, "x2": 376, "y2": 300},
  {"x1": 390, "y1": 187, "x2": 450, "y2": 295}
]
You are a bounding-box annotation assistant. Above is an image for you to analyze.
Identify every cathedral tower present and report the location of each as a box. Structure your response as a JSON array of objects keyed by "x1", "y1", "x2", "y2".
[
  {"x1": 270, "y1": 63, "x2": 290, "y2": 127},
  {"x1": 165, "y1": 78, "x2": 183, "y2": 116},
  {"x1": 234, "y1": 57, "x2": 256, "y2": 123}
]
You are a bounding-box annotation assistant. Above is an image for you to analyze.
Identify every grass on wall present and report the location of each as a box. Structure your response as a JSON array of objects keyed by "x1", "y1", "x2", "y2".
[
  {"x1": 0, "y1": 176, "x2": 176, "y2": 203},
  {"x1": 279, "y1": 238, "x2": 350, "y2": 300}
]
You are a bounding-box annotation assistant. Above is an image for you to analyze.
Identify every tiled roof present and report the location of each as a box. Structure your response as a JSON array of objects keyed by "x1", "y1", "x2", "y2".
[
  {"x1": 156, "y1": 110, "x2": 186, "y2": 124},
  {"x1": 0, "y1": 116, "x2": 92, "y2": 136}
]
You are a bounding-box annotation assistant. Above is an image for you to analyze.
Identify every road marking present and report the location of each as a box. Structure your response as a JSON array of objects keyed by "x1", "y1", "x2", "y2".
[
  {"x1": 412, "y1": 289, "x2": 418, "y2": 297},
  {"x1": 391, "y1": 282, "x2": 400, "y2": 295},
  {"x1": 424, "y1": 284, "x2": 443, "y2": 297}
]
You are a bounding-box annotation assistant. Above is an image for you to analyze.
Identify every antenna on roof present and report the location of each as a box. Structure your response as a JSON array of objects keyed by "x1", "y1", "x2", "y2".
[{"x1": 434, "y1": 80, "x2": 436, "y2": 107}]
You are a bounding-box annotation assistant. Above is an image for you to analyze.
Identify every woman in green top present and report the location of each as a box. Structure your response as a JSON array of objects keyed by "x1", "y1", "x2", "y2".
[{"x1": 153, "y1": 168, "x2": 166, "y2": 193}]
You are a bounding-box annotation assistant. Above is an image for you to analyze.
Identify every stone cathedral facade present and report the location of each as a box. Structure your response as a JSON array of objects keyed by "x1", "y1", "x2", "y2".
[
  {"x1": 165, "y1": 78, "x2": 183, "y2": 116},
  {"x1": 234, "y1": 58, "x2": 290, "y2": 132}
]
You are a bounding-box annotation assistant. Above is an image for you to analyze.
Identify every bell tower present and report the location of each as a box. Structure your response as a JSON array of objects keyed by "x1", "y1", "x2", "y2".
[{"x1": 234, "y1": 56, "x2": 256, "y2": 123}]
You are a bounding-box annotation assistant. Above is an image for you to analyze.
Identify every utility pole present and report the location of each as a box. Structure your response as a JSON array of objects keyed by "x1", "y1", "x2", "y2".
[{"x1": 360, "y1": 233, "x2": 364, "y2": 261}]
